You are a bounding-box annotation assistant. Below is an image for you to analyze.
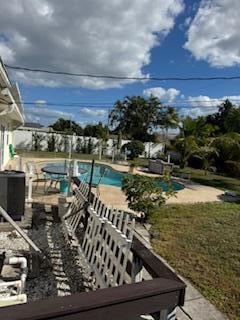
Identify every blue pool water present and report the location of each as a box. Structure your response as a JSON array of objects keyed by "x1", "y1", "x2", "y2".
[{"x1": 44, "y1": 162, "x2": 184, "y2": 191}]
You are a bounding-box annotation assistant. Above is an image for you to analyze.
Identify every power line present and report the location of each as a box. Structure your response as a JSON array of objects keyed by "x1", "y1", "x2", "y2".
[
  {"x1": 2, "y1": 96, "x2": 240, "y2": 109},
  {"x1": 5, "y1": 63, "x2": 240, "y2": 82},
  {"x1": 4, "y1": 96, "x2": 240, "y2": 106}
]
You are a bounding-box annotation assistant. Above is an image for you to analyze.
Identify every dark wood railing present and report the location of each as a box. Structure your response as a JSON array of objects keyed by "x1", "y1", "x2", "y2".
[
  {"x1": 0, "y1": 235, "x2": 185, "y2": 320},
  {"x1": 0, "y1": 178, "x2": 186, "y2": 319}
]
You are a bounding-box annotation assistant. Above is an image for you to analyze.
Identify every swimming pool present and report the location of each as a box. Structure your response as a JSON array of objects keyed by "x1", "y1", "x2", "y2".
[{"x1": 44, "y1": 161, "x2": 184, "y2": 191}]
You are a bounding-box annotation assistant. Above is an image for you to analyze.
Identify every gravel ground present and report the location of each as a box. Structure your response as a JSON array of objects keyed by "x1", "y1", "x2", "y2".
[
  {"x1": 0, "y1": 231, "x2": 29, "y2": 253},
  {"x1": 1, "y1": 204, "x2": 90, "y2": 302}
]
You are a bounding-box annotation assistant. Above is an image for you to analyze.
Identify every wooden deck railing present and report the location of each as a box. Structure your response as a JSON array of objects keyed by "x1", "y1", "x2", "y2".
[
  {"x1": 0, "y1": 235, "x2": 185, "y2": 320},
  {"x1": 0, "y1": 178, "x2": 186, "y2": 320}
]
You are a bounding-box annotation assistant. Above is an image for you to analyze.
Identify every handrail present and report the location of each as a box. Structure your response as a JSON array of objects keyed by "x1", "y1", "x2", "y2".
[
  {"x1": 132, "y1": 235, "x2": 185, "y2": 305},
  {"x1": 0, "y1": 177, "x2": 186, "y2": 319},
  {"x1": 0, "y1": 278, "x2": 184, "y2": 320}
]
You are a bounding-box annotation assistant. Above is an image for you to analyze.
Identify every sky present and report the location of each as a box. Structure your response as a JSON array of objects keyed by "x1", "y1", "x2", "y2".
[{"x1": 1, "y1": 0, "x2": 240, "y2": 126}]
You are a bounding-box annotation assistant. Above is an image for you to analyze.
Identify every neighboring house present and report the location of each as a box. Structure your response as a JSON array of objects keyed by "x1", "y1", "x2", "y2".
[
  {"x1": 0, "y1": 57, "x2": 24, "y2": 169},
  {"x1": 20, "y1": 122, "x2": 44, "y2": 130},
  {"x1": 18, "y1": 122, "x2": 53, "y2": 132}
]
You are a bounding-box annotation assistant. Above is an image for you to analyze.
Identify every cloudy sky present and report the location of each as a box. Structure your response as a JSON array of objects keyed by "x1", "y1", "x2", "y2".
[{"x1": 1, "y1": 0, "x2": 240, "y2": 125}]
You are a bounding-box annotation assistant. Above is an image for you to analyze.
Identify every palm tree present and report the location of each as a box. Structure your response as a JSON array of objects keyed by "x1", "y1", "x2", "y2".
[
  {"x1": 193, "y1": 143, "x2": 218, "y2": 174},
  {"x1": 174, "y1": 135, "x2": 198, "y2": 168},
  {"x1": 174, "y1": 117, "x2": 216, "y2": 169}
]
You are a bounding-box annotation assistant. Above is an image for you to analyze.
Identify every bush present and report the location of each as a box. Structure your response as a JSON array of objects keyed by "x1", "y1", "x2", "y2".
[
  {"x1": 224, "y1": 161, "x2": 240, "y2": 177},
  {"x1": 47, "y1": 134, "x2": 56, "y2": 152},
  {"x1": 121, "y1": 140, "x2": 145, "y2": 160},
  {"x1": 121, "y1": 175, "x2": 174, "y2": 221}
]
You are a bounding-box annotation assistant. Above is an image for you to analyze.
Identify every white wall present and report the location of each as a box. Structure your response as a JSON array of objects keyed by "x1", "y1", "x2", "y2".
[
  {"x1": 13, "y1": 129, "x2": 164, "y2": 158},
  {"x1": 0, "y1": 118, "x2": 13, "y2": 169}
]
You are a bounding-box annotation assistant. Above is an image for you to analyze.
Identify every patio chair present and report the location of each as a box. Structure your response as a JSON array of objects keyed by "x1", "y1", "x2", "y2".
[
  {"x1": 26, "y1": 162, "x2": 48, "y2": 191},
  {"x1": 44, "y1": 173, "x2": 65, "y2": 194}
]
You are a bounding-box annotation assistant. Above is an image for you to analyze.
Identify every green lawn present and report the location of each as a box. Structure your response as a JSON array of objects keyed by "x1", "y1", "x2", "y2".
[
  {"x1": 17, "y1": 149, "x2": 151, "y2": 166},
  {"x1": 176, "y1": 167, "x2": 240, "y2": 194},
  {"x1": 150, "y1": 203, "x2": 240, "y2": 320},
  {"x1": 16, "y1": 150, "x2": 109, "y2": 161}
]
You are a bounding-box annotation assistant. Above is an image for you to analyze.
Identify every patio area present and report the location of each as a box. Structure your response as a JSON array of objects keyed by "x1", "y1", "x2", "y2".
[{"x1": 18, "y1": 157, "x2": 224, "y2": 211}]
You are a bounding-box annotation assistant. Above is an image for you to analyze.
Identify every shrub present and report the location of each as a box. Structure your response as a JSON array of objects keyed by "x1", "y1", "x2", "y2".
[
  {"x1": 47, "y1": 133, "x2": 56, "y2": 152},
  {"x1": 32, "y1": 132, "x2": 44, "y2": 151},
  {"x1": 121, "y1": 140, "x2": 145, "y2": 160},
  {"x1": 122, "y1": 175, "x2": 174, "y2": 221},
  {"x1": 224, "y1": 160, "x2": 240, "y2": 177}
]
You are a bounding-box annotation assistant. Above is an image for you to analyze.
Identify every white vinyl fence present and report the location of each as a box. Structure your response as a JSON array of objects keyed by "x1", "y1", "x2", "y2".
[{"x1": 13, "y1": 129, "x2": 164, "y2": 158}]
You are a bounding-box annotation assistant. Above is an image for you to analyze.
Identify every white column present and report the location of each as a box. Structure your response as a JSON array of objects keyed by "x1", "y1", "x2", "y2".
[{"x1": 27, "y1": 162, "x2": 33, "y2": 203}]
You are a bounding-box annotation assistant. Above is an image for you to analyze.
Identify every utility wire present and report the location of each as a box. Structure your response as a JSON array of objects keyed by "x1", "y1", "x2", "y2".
[
  {"x1": 5, "y1": 63, "x2": 240, "y2": 81},
  {"x1": 2, "y1": 99, "x2": 240, "y2": 108}
]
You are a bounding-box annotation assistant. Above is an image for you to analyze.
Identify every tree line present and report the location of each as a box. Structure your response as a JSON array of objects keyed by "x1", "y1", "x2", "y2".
[{"x1": 49, "y1": 95, "x2": 240, "y2": 176}]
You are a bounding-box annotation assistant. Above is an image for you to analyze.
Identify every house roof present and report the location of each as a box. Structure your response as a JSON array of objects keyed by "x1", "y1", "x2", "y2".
[
  {"x1": 23, "y1": 122, "x2": 44, "y2": 129},
  {"x1": 0, "y1": 57, "x2": 11, "y2": 88}
]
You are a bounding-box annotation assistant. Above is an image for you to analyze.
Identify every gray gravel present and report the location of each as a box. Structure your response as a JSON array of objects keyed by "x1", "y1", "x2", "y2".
[{"x1": 1, "y1": 204, "x2": 91, "y2": 302}]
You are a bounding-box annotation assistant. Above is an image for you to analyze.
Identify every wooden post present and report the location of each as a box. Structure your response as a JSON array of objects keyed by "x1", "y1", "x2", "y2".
[{"x1": 131, "y1": 255, "x2": 143, "y2": 283}]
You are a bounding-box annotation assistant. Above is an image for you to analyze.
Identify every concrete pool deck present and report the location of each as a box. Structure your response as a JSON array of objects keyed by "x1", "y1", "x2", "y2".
[
  {"x1": 96, "y1": 183, "x2": 223, "y2": 212},
  {"x1": 10, "y1": 156, "x2": 224, "y2": 209}
]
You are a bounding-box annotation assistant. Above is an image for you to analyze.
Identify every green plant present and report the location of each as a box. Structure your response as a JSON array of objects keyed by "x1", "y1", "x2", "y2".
[
  {"x1": 75, "y1": 137, "x2": 82, "y2": 153},
  {"x1": 121, "y1": 140, "x2": 145, "y2": 160},
  {"x1": 87, "y1": 138, "x2": 94, "y2": 154},
  {"x1": 47, "y1": 133, "x2": 57, "y2": 152},
  {"x1": 32, "y1": 132, "x2": 44, "y2": 151},
  {"x1": 121, "y1": 175, "x2": 173, "y2": 221},
  {"x1": 128, "y1": 159, "x2": 138, "y2": 173},
  {"x1": 62, "y1": 134, "x2": 69, "y2": 153}
]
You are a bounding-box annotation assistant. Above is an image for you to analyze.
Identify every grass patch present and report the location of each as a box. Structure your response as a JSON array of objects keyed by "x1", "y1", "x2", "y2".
[
  {"x1": 176, "y1": 167, "x2": 240, "y2": 194},
  {"x1": 150, "y1": 203, "x2": 240, "y2": 320},
  {"x1": 16, "y1": 150, "x2": 109, "y2": 161},
  {"x1": 17, "y1": 149, "x2": 150, "y2": 166}
]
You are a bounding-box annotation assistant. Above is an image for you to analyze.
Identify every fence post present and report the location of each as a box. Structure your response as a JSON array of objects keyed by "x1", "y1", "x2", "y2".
[
  {"x1": 131, "y1": 255, "x2": 143, "y2": 283},
  {"x1": 87, "y1": 159, "x2": 95, "y2": 202},
  {"x1": 27, "y1": 162, "x2": 33, "y2": 203}
]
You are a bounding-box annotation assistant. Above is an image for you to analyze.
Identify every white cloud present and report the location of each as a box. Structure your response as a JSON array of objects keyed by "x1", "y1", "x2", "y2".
[
  {"x1": 25, "y1": 107, "x2": 72, "y2": 121},
  {"x1": 180, "y1": 94, "x2": 240, "y2": 117},
  {"x1": 187, "y1": 95, "x2": 221, "y2": 108},
  {"x1": 34, "y1": 100, "x2": 47, "y2": 107},
  {"x1": 187, "y1": 95, "x2": 240, "y2": 107},
  {"x1": 143, "y1": 86, "x2": 180, "y2": 102},
  {"x1": 0, "y1": 0, "x2": 184, "y2": 89},
  {"x1": 79, "y1": 108, "x2": 106, "y2": 117},
  {"x1": 0, "y1": 42, "x2": 15, "y2": 63},
  {"x1": 180, "y1": 107, "x2": 208, "y2": 118},
  {"x1": 184, "y1": 0, "x2": 240, "y2": 67}
]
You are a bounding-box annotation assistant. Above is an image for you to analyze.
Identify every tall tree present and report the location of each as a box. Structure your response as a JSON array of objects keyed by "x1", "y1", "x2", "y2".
[
  {"x1": 174, "y1": 116, "x2": 215, "y2": 168},
  {"x1": 83, "y1": 122, "x2": 108, "y2": 139},
  {"x1": 157, "y1": 106, "x2": 179, "y2": 135},
  {"x1": 207, "y1": 99, "x2": 240, "y2": 134},
  {"x1": 109, "y1": 95, "x2": 161, "y2": 142},
  {"x1": 50, "y1": 118, "x2": 83, "y2": 135}
]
